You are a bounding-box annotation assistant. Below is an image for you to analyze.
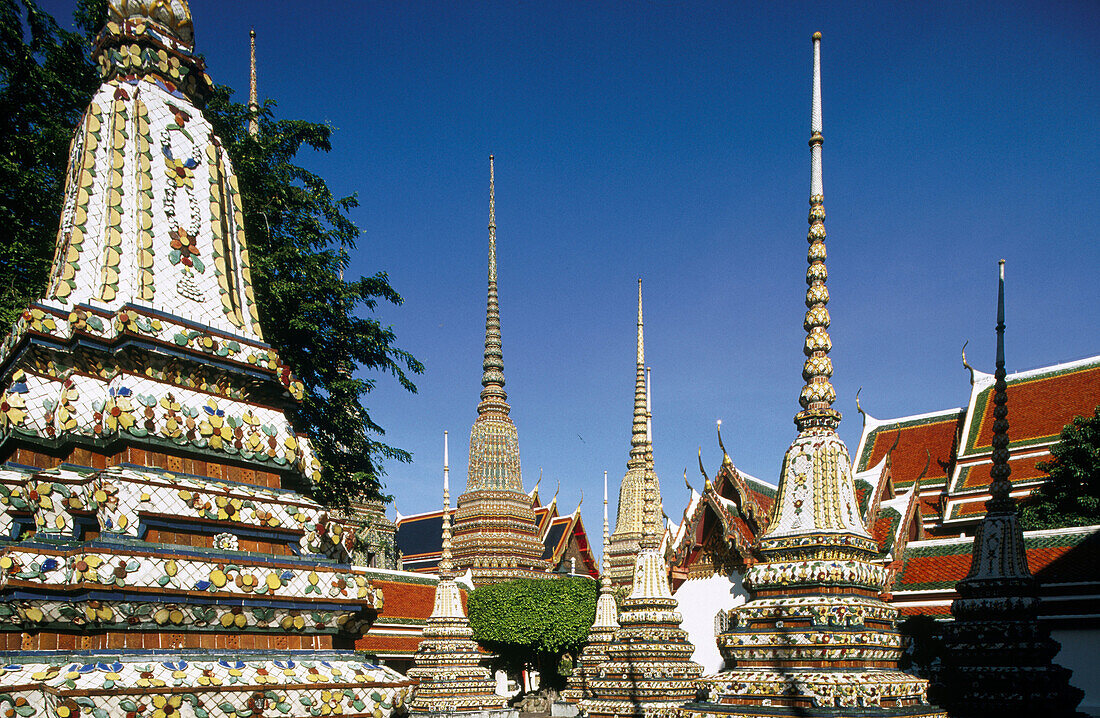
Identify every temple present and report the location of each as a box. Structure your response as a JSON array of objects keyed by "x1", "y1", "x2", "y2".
[
  {"x1": 607, "y1": 280, "x2": 663, "y2": 587},
  {"x1": 451, "y1": 157, "x2": 550, "y2": 585},
  {"x1": 0, "y1": 2, "x2": 418, "y2": 712},
  {"x1": 683, "y1": 33, "x2": 945, "y2": 716}
]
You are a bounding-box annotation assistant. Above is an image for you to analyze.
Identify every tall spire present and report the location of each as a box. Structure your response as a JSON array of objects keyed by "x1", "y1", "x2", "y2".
[
  {"x1": 439, "y1": 431, "x2": 453, "y2": 579},
  {"x1": 631, "y1": 279, "x2": 648, "y2": 463},
  {"x1": 479, "y1": 154, "x2": 508, "y2": 413},
  {"x1": 455, "y1": 155, "x2": 545, "y2": 583},
  {"x1": 248, "y1": 29, "x2": 259, "y2": 137},
  {"x1": 987, "y1": 259, "x2": 1013, "y2": 510},
  {"x1": 796, "y1": 30, "x2": 839, "y2": 432},
  {"x1": 686, "y1": 34, "x2": 945, "y2": 718}
]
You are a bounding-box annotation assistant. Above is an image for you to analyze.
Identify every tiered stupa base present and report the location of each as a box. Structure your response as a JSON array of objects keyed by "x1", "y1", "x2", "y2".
[
  {"x1": 578, "y1": 553, "x2": 703, "y2": 718},
  {"x1": 0, "y1": 651, "x2": 412, "y2": 717}
]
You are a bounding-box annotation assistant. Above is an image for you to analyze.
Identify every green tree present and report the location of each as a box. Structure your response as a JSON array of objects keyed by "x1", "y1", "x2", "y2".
[
  {"x1": 468, "y1": 577, "x2": 599, "y2": 688},
  {"x1": 0, "y1": 0, "x2": 100, "y2": 326},
  {"x1": 0, "y1": 0, "x2": 422, "y2": 506},
  {"x1": 1019, "y1": 407, "x2": 1100, "y2": 530}
]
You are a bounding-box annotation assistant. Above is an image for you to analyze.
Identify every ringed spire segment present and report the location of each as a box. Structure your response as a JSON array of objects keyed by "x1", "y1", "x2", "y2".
[
  {"x1": 479, "y1": 155, "x2": 508, "y2": 413},
  {"x1": 796, "y1": 30, "x2": 840, "y2": 432}
]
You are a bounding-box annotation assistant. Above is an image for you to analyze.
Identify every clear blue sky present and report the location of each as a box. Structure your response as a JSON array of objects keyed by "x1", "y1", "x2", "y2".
[{"x1": 45, "y1": 2, "x2": 1100, "y2": 543}]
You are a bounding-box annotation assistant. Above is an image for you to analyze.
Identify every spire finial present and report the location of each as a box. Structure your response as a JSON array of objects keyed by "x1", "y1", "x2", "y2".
[
  {"x1": 795, "y1": 31, "x2": 840, "y2": 432},
  {"x1": 630, "y1": 280, "x2": 648, "y2": 464},
  {"x1": 479, "y1": 155, "x2": 508, "y2": 413},
  {"x1": 987, "y1": 259, "x2": 1014, "y2": 510},
  {"x1": 248, "y1": 29, "x2": 259, "y2": 137},
  {"x1": 601, "y1": 470, "x2": 611, "y2": 587},
  {"x1": 439, "y1": 431, "x2": 453, "y2": 578}
]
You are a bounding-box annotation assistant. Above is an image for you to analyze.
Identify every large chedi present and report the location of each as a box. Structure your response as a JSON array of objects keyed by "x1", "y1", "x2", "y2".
[
  {"x1": 0, "y1": 2, "x2": 412, "y2": 715},
  {"x1": 452, "y1": 157, "x2": 545, "y2": 585},
  {"x1": 684, "y1": 34, "x2": 944, "y2": 718}
]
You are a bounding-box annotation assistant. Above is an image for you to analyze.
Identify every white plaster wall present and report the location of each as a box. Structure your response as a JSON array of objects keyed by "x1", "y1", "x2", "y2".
[
  {"x1": 672, "y1": 572, "x2": 749, "y2": 674},
  {"x1": 1051, "y1": 628, "x2": 1100, "y2": 717}
]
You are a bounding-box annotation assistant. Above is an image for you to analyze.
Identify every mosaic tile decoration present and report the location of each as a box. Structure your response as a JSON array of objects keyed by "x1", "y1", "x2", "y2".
[{"x1": 0, "y1": 653, "x2": 413, "y2": 718}]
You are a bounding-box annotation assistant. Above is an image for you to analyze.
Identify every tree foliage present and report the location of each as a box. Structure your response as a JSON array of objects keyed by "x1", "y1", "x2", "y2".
[
  {"x1": 0, "y1": 0, "x2": 422, "y2": 506},
  {"x1": 468, "y1": 576, "x2": 598, "y2": 682},
  {"x1": 0, "y1": 0, "x2": 100, "y2": 327},
  {"x1": 1019, "y1": 407, "x2": 1100, "y2": 530}
]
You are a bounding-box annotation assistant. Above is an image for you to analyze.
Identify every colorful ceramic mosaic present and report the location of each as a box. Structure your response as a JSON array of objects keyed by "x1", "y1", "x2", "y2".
[
  {"x1": 0, "y1": 2, "x2": 415, "y2": 714},
  {"x1": 452, "y1": 158, "x2": 545, "y2": 585},
  {"x1": 0, "y1": 655, "x2": 412, "y2": 718},
  {"x1": 683, "y1": 35, "x2": 944, "y2": 718}
]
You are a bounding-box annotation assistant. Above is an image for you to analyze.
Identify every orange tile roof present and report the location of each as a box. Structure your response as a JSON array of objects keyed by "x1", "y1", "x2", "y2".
[
  {"x1": 859, "y1": 415, "x2": 960, "y2": 483},
  {"x1": 355, "y1": 633, "x2": 424, "y2": 654},
  {"x1": 955, "y1": 453, "x2": 1046, "y2": 491},
  {"x1": 965, "y1": 364, "x2": 1100, "y2": 455}
]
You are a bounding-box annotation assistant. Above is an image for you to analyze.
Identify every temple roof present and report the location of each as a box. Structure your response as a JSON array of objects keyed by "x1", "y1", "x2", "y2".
[{"x1": 854, "y1": 353, "x2": 1100, "y2": 535}]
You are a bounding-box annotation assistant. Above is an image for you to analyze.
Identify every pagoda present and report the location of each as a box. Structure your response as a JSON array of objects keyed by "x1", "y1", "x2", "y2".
[
  {"x1": 407, "y1": 432, "x2": 515, "y2": 717},
  {"x1": 578, "y1": 282, "x2": 702, "y2": 718},
  {"x1": 453, "y1": 157, "x2": 546, "y2": 585},
  {"x1": 936, "y1": 263, "x2": 1084, "y2": 717},
  {"x1": 560, "y1": 471, "x2": 620, "y2": 705},
  {"x1": 608, "y1": 281, "x2": 663, "y2": 587},
  {"x1": 683, "y1": 34, "x2": 945, "y2": 717},
  {"x1": 0, "y1": 1, "x2": 413, "y2": 713}
]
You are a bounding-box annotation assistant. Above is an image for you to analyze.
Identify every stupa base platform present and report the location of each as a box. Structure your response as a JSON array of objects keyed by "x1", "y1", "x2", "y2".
[
  {"x1": 579, "y1": 698, "x2": 693, "y2": 718},
  {"x1": 0, "y1": 650, "x2": 414, "y2": 718},
  {"x1": 684, "y1": 670, "x2": 947, "y2": 718},
  {"x1": 410, "y1": 708, "x2": 518, "y2": 718},
  {"x1": 552, "y1": 699, "x2": 580, "y2": 716}
]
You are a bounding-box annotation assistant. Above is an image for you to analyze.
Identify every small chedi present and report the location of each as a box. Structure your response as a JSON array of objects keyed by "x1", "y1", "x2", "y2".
[
  {"x1": 0, "y1": 1, "x2": 412, "y2": 714},
  {"x1": 560, "y1": 471, "x2": 619, "y2": 704},
  {"x1": 452, "y1": 157, "x2": 546, "y2": 586},
  {"x1": 684, "y1": 34, "x2": 945, "y2": 717},
  {"x1": 407, "y1": 433, "x2": 513, "y2": 717},
  {"x1": 578, "y1": 282, "x2": 703, "y2": 718},
  {"x1": 936, "y1": 263, "x2": 1084, "y2": 718}
]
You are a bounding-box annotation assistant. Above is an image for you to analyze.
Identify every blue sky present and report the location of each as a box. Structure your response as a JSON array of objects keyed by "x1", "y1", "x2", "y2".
[{"x1": 45, "y1": 1, "x2": 1100, "y2": 544}]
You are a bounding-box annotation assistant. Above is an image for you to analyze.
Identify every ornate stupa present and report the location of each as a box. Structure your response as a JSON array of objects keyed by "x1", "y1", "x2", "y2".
[
  {"x1": 608, "y1": 280, "x2": 663, "y2": 587},
  {"x1": 561, "y1": 471, "x2": 620, "y2": 704},
  {"x1": 578, "y1": 283, "x2": 702, "y2": 718},
  {"x1": 684, "y1": 34, "x2": 945, "y2": 717},
  {"x1": 0, "y1": 2, "x2": 413, "y2": 713},
  {"x1": 937, "y1": 263, "x2": 1084, "y2": 717},
  {"x1": 408, "y1": 433, "x2": 514, "y2": 716},
  {"x1": 453, "y1": 156, "x2": 545, "y2": 585}
]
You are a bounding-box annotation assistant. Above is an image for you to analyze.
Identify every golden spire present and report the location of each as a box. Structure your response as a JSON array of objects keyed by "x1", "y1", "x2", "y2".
[
  {"x1": 439, "y1": 431, "x2": 453, "y2": 579},
  {"x1": 795, "y1": 31, "x2": 840, "y2": 432},
  {"x1": 248, "y1": 29, "x2": 259, "y2": 137},
  {"x1": 479, "y1": 155, "x2": 508, "y2": 414},
  {"x1": 630, "y1": 279, "x2": 648, "y2": 466}
]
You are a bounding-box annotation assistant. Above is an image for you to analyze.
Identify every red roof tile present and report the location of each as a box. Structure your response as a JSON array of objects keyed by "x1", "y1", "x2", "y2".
[
  {"x1": 966, "y1": 365, "x2": 1100, "y2": 454},
  {"x1": 956, "y1": 454, "x2": 1047, "y2": 491},
  {"x1": 861, "y1": 416, "x2": 959, "y2": 483}
]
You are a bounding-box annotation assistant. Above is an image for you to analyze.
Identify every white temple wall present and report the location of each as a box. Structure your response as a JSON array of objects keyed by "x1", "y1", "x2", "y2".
[{"x1": 672, "y1": 571, "x2": 749, "y2": 674}]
